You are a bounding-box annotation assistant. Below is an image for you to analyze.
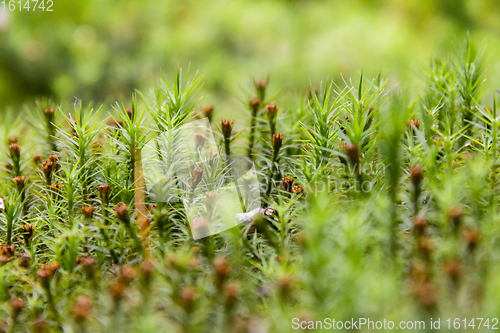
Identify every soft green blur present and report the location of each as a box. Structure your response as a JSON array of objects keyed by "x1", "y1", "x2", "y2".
[{"x1": 0, "y1": 0, "x2": 500, "y2": 110}]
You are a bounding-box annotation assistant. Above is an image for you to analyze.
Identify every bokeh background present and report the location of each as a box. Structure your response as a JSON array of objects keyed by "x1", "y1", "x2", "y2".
[{"x1": 1, "y1": 0, "x2": 500, "y2": 111}]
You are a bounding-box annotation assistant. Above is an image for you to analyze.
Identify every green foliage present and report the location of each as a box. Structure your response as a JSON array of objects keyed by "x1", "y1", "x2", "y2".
[
  {"x1": 1, "y1": 39, "x2": 500, "y2": 332},
  {"x1": 3, "y1": 0, "x2": 500, "y2": 111}
]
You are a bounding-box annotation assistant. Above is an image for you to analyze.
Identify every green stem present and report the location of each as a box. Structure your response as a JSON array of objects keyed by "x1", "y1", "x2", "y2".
[
  {"x1": 126, "y1": 223, "x2": 143, "y2": 255},
  {"x1": 224, "y1": 138, "x2": 230, "y2": 160},
  {"x1": 45, "y1": 284, "x2": 61, "y2": 326},
  {"x1": 12, "y1": 158, "x2": 21, "y2": 178},
  {"x1": 6, "y1": 218, "x2": 12, "y2": 246},
  {"x1": 47, "y1": 121, "x2": 57, "y2": 153},
  {"x1": 414, "y1": 184, "x2": 421, "y2": 216},
  {"x1": 100, "y1": 226, "x2": 118, "y2": 263},
  {"x1": 269, "y1": 120, "x2": 276, "y2": 140},
  {"x1": 266, "y1": 146, "x2": 281, "y2": 198},
  {"x1": 389, "y1": 192, "x2": 397, "y2": 258},
  {"x1": 247, "y1": 111, "x2": 258, "y2": 160}
]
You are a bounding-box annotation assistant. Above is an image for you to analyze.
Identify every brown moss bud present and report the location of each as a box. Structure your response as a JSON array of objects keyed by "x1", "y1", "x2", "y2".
[
  {"x1": 22, "y1": 224, "x2": 35, "y2": 246},
  {"x1": 82, "y1": 205, "x2": 94, "y2": 219},
  {"x1": 92, "y1": 141, "x2": 102, "y2": 150},
  {"x1": 408, "y1": 118, "x2": 421, "y2": 129},
  {"x1": 37, "y1": 267, "x2": 52, "y2": 287},
  {"x1": 33, "y1": 316, "x2": 48, "y2": 333},
  {"x1": 207, "y1": 151, "x2": 219, "y2": 166},
  {"x1": 48, "y1": 261, "x2": 59, "y2": 274},
  {"x1": 443, "y1": 259, "x2": 461, "y2": 285},
  {"x1": 44, "y1": 108, "x2": 55, "y2": 121},
  {"x1": 409, "y1": 165, "x2": 424, "y2": 188},
  {"x1": 114, "y1": 202, "x2": 130, "y2": 225},
  {"x1": 98, "y1": 184, "x2": 111, "y2": 205},
  {"x1": 180, "y1": 285, "x2": 196, "y2": 312},
  {"x1": 9, "y1": 297, "x2": 24, "y2": 316},
  {"x1": 5, "y1": 163, "x2": 12, "y2": 172},
  {"x1": 80, "y1": 255, "x2": 94, "y2": 267},
  {"x1": 48, "y1": 155, "x2": 58, "y2": 171},
  {"x1": 18, "y1": 253, "x2": 30, "y2": 268},
  {"x1": 213, "y1": 256, "x2": 231, "y2": 285},
  {"x1": 448, "y1": 205, "x2": 462, "y2": 231},
  {"x1": 110, "y1": 282, "x2": 126, "y2": 301},
  {"x1": 412, "y1": 282, "x2": 438, "y2": 311},
  {"x1": 345, "y1": 143, "x2": 360, "y2": 167},
  {"x1": 417, "y1": 238, "x2": 434, "y2": 260},
  {"x1": 255, "y1": 80, "x2": 266, "y2": 101},
  {"x1": 292, "y1": 185, "x2": 304, "y2": 195},
  {"x1": 249, "y1": 98, "x2": 260, "y2": 114},
  {"x1": 0, "y1": 245, "x2": 15, "y2": 257},
  {"x1": 223, "y1": 282, "x2": 240, "y2": 308},
  {"x1": 142, "y1": 259, "x2": 155, "y2": 285},
  {"x1": 281, "y1": 176, "x2": 294, "y2": 193},
  {"x1": 79, "y1": 256, "x2": 95, "y2": 279},
  {"x1": 8, "y1": 136, "x2": 18, "y2": 144},
  {"x1": 33, "y1": 154, "x2": 41, "y2": 166},
  {"x1": 205, "y1": 191, "x2": 217, "y2": 210},
  {"x1": 191, "y1": 166, "x2": 204, "y2": 189},
  {"x1": 42, "y1": 161, "x2": 54, "y2": 184},
  {"x1": 12, "y1": 176, "x2": 26, "y2": 193},
  {"x1": 409, "y1": 261, "x2": 428, "y2": 283},
  {"x1": 50, "y1": 182, "x2": 62, "y2": 199},
  {"x1": 265, "y1": 104, "x2": 278, "y2": 122},
  {"x1": 277, "y1": 275, "x2": 294, "y2": 298},
  {"x1": 412, "y1": 216, "x2": 427, "y2": 238},
  {"x1": 73, "y1": 296, "x2": 92, "y2": 323},
  {"x1": 464, "y1": 228, "x2": 481, "y2": 251},
  {"x1": 119, "y1": 265, "x2": 137, "y2": 285},
  {"x1": 220, "y1": 119, "x2": 234, "y2": 139},
  {"x1": 0, "y1": 255, "x2": 9, "y2": 266},
  {"x1": 192, "y1": 217, "x2": 209, "y2": 238},
  {"x1": 203, "y1": 105, "x2": 213, "y2": 122},
  {"x1": 189, "y1": 257, "x2": 199, "y2": 269},
  {"x1": 8, "y1": 143, "x2": 21, "y2": 159},
  {"x1": 272, "y1": 133, "x2": 283, "y2": 151},
  {"x1": 195, "y1": 132, "x2": 206, "y2": 149}
]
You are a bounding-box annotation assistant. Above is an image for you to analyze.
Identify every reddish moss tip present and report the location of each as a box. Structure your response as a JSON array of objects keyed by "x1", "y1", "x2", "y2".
[
  {"x1": 213, "y1": 256, "x2": 232, "y2": 283},
  {"x1": 73, "y1": 296, "x2": 92, "y2": 323},
  {"x1": 220, "y1": 119, "x2": 234, "y2": 139},
  {"x1": 114, "y1": 203, "x2": 130, "y2": 224},
  {"x1": 249, "y1": 98, "x2": 260, "y2": 113},
  {"x1": 265, "y1": 104, "x2": 278, "y2": 121},
  {"x1": 82, "y1": 205, "x2": 95, "y2": 219},
  {"x1": 282, "y1": 176, "x2": 294, "y2": 192},
  {"x1": 272, "y1": 133, "x2": 283, "y2": 151},
  {"x1": 409, "y1": 165, "x2": 424, "y2": 186},
  {"x1": 8, "y1": 143, "x2": 21, "y2": 159}
]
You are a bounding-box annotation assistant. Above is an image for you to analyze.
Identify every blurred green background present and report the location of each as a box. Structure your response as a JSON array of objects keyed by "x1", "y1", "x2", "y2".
[{"x1": 1, "y1": 0, "x2": 500, "y2": 110}]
